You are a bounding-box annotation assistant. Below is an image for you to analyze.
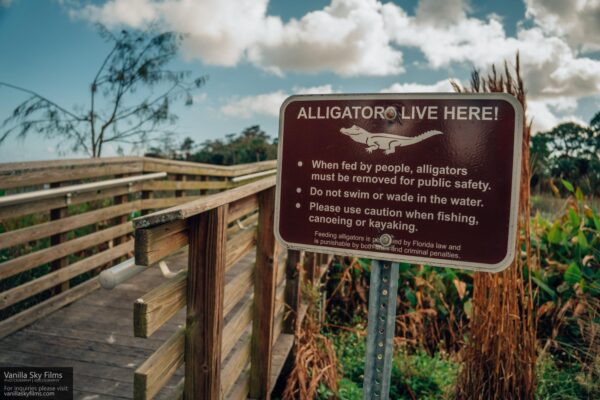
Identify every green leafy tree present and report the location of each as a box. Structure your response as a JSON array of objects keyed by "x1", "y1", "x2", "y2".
[
  {"x1": 146, "y1": 134, "x2": 195, "y2": 160},
  {"x1": 0, "y1": 25, "x2": 206, "y2": 157},
  {"x1": 531, "y1": 112, "x2": 600, "y2": 194},
  {"x1": 191, "y1": 125, "x2": 277, "y2": 165}
]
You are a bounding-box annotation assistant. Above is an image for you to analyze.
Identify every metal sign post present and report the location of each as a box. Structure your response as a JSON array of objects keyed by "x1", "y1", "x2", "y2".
[{"x1": 363, "y1": 260, "x2": 399, "y2": 400}]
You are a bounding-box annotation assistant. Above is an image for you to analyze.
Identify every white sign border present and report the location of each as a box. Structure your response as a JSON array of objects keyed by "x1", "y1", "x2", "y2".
[{"x1": 274, "y1": 92, "x2": 524, "y2": 273}]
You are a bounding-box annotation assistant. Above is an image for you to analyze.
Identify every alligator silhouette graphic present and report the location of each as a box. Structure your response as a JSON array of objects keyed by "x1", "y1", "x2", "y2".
[{"x1": 340, "y1": 125, "x2": 443, "y2": 154}]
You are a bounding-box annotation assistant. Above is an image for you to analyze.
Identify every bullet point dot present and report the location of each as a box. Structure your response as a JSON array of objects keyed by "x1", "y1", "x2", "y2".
[
  {"x1": 296, "y1": 187, "x2": 302, "y2": 193},
  {"x1": 297, "y1": 161, "x2": 303, "y2": 167},
  {"x1": 295, "y1": 203, "x2": 301, "y2": 208}
]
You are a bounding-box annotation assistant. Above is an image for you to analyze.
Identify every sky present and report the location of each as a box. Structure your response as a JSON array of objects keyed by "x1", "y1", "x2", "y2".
[{"x1": 0, "y1": 0, "x2": 599, "y2": 162}]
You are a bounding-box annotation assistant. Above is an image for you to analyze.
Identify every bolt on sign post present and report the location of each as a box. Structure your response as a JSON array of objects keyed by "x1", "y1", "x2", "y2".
[{"x1": 274, "y1": 93, "x2": 523, "y2": 400}]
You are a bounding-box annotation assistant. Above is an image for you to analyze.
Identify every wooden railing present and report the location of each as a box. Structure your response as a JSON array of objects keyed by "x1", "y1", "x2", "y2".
[
  {"x1": 0, "y1": 157, "x2": 276, "y2": 338},
  {"x1": 131, "y1": 176, "x2": 331, "y2": 399}
]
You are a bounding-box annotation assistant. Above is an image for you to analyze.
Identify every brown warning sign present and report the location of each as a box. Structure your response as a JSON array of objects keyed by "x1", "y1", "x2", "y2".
[{"x1": 274, "y1": 93, "x2": 523, "y2": 272}]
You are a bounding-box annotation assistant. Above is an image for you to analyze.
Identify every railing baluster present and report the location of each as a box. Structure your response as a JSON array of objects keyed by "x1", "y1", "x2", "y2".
[
  {"x1": 185, "y1": 205, "x2": 228, "y2": 400},
  {"x1": 283, "y1": 250, "x2": 301, "y2": 334},
  {"x1": 49, "y1": 181, "x2": 69, "y2": 293},
  {"x1": 250, "y1": 187, "x2": 278, "y2": 399}
]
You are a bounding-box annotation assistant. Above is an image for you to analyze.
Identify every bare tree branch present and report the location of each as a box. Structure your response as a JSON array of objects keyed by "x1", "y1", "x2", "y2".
[{"x1": 0, "y1": 25, "x2": 206, "y2": 157}]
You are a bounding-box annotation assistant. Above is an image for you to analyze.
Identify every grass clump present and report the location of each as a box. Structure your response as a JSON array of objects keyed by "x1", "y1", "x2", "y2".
[
  {"x1": 536, "y1": 353, "x2": 600, "y2": 399},
  {"x1": 320, "y1": 329, "x2": 459, "y2": 400}
]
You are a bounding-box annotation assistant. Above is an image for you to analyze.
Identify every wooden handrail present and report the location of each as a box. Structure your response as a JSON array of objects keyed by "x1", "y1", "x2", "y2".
[
  {"x1": 0, "y1": 156, "x2": 142, "y2": 173},
  {"x1": 133, "y1": 175, "x2": 276, "y2": 229},
  {"x1": 0, "y1": 157, "x2": 281, "y2": 344},
  {"x1": 0, "y1": 156, "x2": 275, "y2": 175},
  {"x1": 0, "y1": 172, "x2": 166, "y2": 207}
]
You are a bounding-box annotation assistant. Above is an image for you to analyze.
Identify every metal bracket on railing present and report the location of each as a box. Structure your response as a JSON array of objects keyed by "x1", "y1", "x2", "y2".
[
  {"x1": 231, "y1": 169, "x2": 276, "y2": 183},
  {"x1": 158, "y1": 261, "x2": 183, "y2": 278},
  {"x1": 128, "y1": 182, "x2": 134, "y2": 193},
  {"x1": 65, "y1": 192, "x2": 72, "y2": 205},
  {"x1": 236, "y1": 219, "x2": 251, "y2": 231}
]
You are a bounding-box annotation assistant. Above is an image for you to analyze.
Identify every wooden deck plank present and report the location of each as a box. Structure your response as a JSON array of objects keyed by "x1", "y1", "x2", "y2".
[
  {"x1": 0, "y1": 252, "x2": 190, "y2": 399},
  {"x1": 0, "y1": 244, "x2": 293, "y2": 400}
]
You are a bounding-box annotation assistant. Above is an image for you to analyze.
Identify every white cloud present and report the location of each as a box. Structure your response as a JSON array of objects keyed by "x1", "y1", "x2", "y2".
[
  {"x1": 193, "y1": 93, "x2": 207, "y2": 102},
  {"x1": 221, "y1": 84, "x2": 334, "y2": 118},
  {"x1": 74, "y1": 0, "x2": 157, "y2": 28},
  {"x1": 221, "y1": 90, "x2": 288, "y2": 118},
  {"x1": 383, "y1": 1, "x2": 600, "y2": 101},
  {"x1": 72, "y1": 0, "x2": 404, "y2": 75},
  {"x1": 525, "y1": 0, "x2": 600, "y2": 53},
  {"x1": 294, "y1": 84, "x2": 335, "y2": 95},
  {"x1": 247, "y1": 0, "x2": 404, "y2": 76},
  {"x1": 381, "y1": 79, "x2": 454, "y2": 93},
  {"x1": 72, "y1": 0, "x2": 600, "y2": 130},
  {"x1": 71, "y1": 0, "x2": 600, "y2": 94},
  {"x1": 415, "y1": 0, "x2": 468, "y2": 26},
  {"x1": 528, "y1": 99, "x2": 587, "y2": 133}
]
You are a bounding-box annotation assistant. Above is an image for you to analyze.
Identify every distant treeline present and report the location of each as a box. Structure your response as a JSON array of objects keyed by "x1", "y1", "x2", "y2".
[{"x1": 146, "y1": 125, "x2": 277, "y2": 166}]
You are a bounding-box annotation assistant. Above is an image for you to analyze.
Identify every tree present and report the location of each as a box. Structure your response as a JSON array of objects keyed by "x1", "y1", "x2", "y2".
[
  {"x1": 531, "y1": 112, "x2": 600, "y2": 194},
  {"x1": 191, "y1": 125, "x2": 277, "y2": 165},
  {"x1": 145, "y1": 134, "x2": 195, "y2": 160},
  {"x1": 0, "y1": 25, "x2": 206, "y2": 157}
]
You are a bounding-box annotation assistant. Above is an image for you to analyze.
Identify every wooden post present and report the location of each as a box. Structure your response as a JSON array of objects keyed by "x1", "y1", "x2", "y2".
[
  {"x1": 304, "y1": 252, "x2": 318, "y2": 285},
  {"x1": 175, "y1": 174, "x2": 186, "y2": 198},
  {"x1": 250, "y1": 187, "x2": 278, "y2": 399},
  {"x1": 112, "y1": 175, "x2": 129, "y2": 265},
  {"x1": 283, "y1": 250, "x2": 301, "y2": 334},
  {"x1": 200, "y1": 175, "x2": 208, "y2": 196},
  {"x1": 141, "y1": 190, "x2": 154, "y2": 216},
  {"x1": 49, "y1": 182, "x2": 69, "y2": 293},
  {"x1": 185, "y1": 205, "x2": 228, "y2": 400}
]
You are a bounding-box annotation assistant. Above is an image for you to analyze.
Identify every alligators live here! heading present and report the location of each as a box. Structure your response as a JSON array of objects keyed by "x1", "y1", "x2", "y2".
[{"x1": 296, "y1": 105, "x2": 499, "y2": 121}]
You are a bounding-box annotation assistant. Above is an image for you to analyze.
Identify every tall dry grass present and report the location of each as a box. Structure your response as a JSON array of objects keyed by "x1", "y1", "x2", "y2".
[
  {"x1": 283, "y1": 282, "x2": 339, "y2": 399},
  {"x1": 453, "y1": 54, "x2": 538, "y2": 399}
]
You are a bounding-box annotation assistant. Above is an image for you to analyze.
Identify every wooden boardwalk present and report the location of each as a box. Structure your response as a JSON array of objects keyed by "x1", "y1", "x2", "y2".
[{"x1": 0, "y1": 249, "x2": 291, "y2": 400}]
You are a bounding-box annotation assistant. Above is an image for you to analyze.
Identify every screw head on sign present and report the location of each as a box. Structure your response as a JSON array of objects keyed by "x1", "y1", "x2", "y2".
[
  {"x1": 384, "y1": 106, "x2": 397, "y2": 120},
  {"x1": 379, "y1": 233, "x2": 393, "y2": 247}
]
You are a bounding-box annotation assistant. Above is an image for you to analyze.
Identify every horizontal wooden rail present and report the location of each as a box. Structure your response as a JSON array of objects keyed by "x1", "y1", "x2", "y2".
[
  {"x1": 142, "y1": 158, "x2": 276, "y2": 178},
  {"x1": 134, "y1": 327, "x2": 185, "y2": 400},
  {"x1": 141, "y1": 180, "x2": 230, "y2": 191},
  {"x1": 134, "y1": 272, "x2": 186, "y2": 339},
  {"x1": 133, "y1": 295, "x2": 255, "y2": 400},
  {"x1": 0, "y1": 242, "x2": 133, "y2": 310},
  {"x1": 133, "y1": 236, "x2": 256, "y2": 338},
  {"x1": 0, "y1": 221, "x2": 133, "y2": 281},
  {"x1": 0, "y1": 277, "x2": 101, "y2": 338},
  {"x1": 0, "y1": 201, "x2": 140, "y2": 251},
  {"x1": 134, "y1": 195, "x2": 258, "y2": 267},
  {"x1": 222, "y1": 299, "x2": 253, "y2": 359},
  {"x1": 222, "y1": 333, "x2": 252, "y2": 396},
  {"x1": 0, "y1": 159, "x2": 144, "y2": 190},
  {"x1": 132, "y1": 176, "x2": 275, "y2": 229},
  {"x1": 0, "y1": 172, "x2": 166, "y2": 207},
  {"x1": 0, "y1": 184, "x2": 142, "y2": 221}
]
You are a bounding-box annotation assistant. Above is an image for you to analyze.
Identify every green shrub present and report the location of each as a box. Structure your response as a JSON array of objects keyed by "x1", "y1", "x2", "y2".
[{"x1": 326, "y1": 330, "x2": 458, "y2": 399}]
